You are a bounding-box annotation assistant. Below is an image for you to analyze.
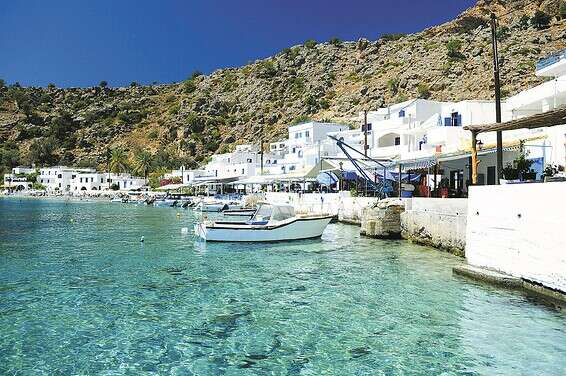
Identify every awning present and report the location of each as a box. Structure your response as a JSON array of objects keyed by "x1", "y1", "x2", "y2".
[
  {"x1": 437, "y1": 145, "x2": 521, "y2": 163},
  {"x1": 385, "y1": 157, "x2": 437, "y2": 172}
]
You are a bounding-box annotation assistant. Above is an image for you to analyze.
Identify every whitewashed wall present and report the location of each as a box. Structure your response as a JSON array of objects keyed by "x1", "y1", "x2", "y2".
[
  {"x1": 466, "y1": 182, "x2": 566, "y2": 293},
  {"x1": 401, "y1": 198, "x2": 467, "y2": 255},
  {"x1": 264, "y1": 192, "x2": 376, "y2": 223}
]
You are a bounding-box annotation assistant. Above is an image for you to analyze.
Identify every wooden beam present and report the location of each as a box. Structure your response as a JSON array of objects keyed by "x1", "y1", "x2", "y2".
[
  {"x1": 471, "y1": 131, "x2": 479, "y2": 185},
  {"x1": 464, "y1": 106, "x2": 566, "y2": 134}
]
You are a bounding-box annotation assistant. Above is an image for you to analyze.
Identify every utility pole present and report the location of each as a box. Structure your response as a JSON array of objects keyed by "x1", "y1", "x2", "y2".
[
  {"x1": 363, "y1": 110, "x2": 368, "y2": 157},
  {"x1": 490, "y1": 13, "x2": 503, "y2": 184},
  {"x1": 259, "y1": 124, "x2": 264, "y2": 175},
  {"x1": 106, "y1": 147, "x2": 111, "y2": 190}
]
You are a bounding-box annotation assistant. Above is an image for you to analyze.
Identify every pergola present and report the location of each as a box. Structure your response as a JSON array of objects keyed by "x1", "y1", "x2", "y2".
[{"x1": 464, "y1": 107, "x2": 566, "y2": 184}]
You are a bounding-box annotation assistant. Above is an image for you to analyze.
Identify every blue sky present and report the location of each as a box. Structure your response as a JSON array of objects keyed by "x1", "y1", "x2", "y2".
[{"x1": 0, "y1": 0, "x2": 475, "y2": 88}]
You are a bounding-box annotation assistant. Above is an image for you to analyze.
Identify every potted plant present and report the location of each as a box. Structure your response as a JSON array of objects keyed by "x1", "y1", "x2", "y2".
[
  {"x1": 542, "y1": 164, "x2": 565, "y2": 182},
  {"x1": 502, "y1": 149, "x2": 536, "y2": 183},
  {"x1": 514, "y1": 153, "x2": 536, "y2": 181}
]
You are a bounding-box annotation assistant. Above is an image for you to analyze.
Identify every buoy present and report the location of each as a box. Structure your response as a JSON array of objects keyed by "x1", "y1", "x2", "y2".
[
  {"x1": 181, "y1": 227, "x2": 189, "y2": 233},
  {"x1": 176, "y1": 212, "x2": 181, "y2": 218},
  {"x1": 140, "y1": 236, "x2": 145, "y2": 243}
]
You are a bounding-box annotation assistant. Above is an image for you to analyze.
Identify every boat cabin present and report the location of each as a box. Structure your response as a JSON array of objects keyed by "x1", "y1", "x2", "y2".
[{"x1": 250, "y1": 203, "x2": 296, "y2": 224}]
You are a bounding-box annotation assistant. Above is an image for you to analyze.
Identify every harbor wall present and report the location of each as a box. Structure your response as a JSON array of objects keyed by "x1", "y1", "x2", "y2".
[
  {"x1": 264, "y1": 192, "x2": 377, "y2": 224},
  {"x1": 466, "y1": 182, "x2": 566, "y2": 293},
  {"x1": 400, "y1": 198, "x2": 468, "y2": 256}
]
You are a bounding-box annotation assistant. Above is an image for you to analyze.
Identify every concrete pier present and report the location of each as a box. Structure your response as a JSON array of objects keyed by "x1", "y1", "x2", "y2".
[{"x1": 360, "y1": 199, "x2": 404, "y2": 239}]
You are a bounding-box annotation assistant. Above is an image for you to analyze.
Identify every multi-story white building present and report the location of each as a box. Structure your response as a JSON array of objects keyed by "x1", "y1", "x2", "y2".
[
  {"x1": 273, "y1": 122, "x2": 350, "y2": 174},
  {"x1": 38, "y1": 166, "x2": 96, "y2": 192}
]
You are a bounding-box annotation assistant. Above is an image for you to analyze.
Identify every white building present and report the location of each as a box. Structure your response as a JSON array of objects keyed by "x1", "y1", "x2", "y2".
[
  {"x1": 38, "y1": 166, "x2": 96, "y2": 192},
  {"x1": 275, "y1": 121, "x2": 350, "y2": 174},
  {"x1": 3, "y1": 167, "x2": 36, "y2": 191}
]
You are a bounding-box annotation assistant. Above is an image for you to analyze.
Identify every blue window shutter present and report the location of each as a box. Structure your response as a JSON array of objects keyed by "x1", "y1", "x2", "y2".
[
  {"x1": 399, "y1": 110, "x2": 405, "y2": 118},
  {"x1": 457, "y1": 115, "x2": 462, "y2": 126},
  {"x1": 444, "y1": 118, "x2": 451, "y2": 127}
]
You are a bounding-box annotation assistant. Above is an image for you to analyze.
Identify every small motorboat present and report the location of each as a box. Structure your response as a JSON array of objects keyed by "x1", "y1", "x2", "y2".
[
  {"x1": 194, "y1": 203, "x2": 333, "y2": 242},
  {"x1": 193, "y1": 201, "x2": 229, "y2": 212},
  {"x1": 153, "y1": 199, "x2": 177, "y2": 207}
]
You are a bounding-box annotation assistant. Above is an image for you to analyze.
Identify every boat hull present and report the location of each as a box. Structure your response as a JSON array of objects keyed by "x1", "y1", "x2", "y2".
[{"x1": 194, "y1": 216, "x2": 333, "y2": 242}]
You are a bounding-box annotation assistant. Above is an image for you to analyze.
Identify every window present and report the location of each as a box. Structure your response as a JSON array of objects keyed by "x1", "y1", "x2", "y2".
[
  {"x1": 58, "y1": 174, "x2": 62, "y2": 178},
  {"x1": 247, "y1": 158, "x2": 252, "y2": 163},
  {"x1": 279, "y1": 143, "x2": 285, "y2": 148},
  {"x1": 298, "y1": 150, "x2": 303, "y2": 158},
  {"x1": 292, "y1": 147, "x2": 296, "y2": 153},
  {"x1": 80, "y1": 178, "x2": 83, "y2": 183},
  {"x1": 394, "y1": 137, "x2": 401, "y2": 146},
  {"x1": 241, "y1": 169, "x2": 245, "y2": 175},
  {"x1": 451, "y1": 112, "x2": 461, "y2": 127},
  {"x1": 305, "y1": 130, "x2": 310, "y2": 138},
  {"x1": 227, "y1": 158, "x2": 231, "y2": 163},
  {"x1": 289, "y1": 166, "x2": 296, "y2": 171},
  {"x1": 72, "y1": 175, "x2": 76, "y2": 179},
  {"x1": 399, "y1": 110, "x2": 406, "y2": 118},
  {"x1": 271, "y1": 145, "x2": 276, "y2": 150}
]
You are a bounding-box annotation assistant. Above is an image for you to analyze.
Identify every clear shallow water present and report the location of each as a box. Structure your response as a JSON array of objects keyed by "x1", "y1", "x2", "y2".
[{"x1": 1, "y1": 198, "x2": 565, "y2": 375}]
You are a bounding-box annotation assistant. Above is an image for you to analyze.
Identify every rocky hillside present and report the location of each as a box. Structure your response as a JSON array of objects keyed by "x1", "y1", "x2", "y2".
[{"x1": 1, "y1": 0, "x2": 565, "y2": 175}]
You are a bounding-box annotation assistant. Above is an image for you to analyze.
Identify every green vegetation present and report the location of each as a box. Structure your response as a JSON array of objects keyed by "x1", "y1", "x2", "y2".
[
  {"x1": 0, "y1": 78, "x2": 5, "y2": 89},
  {"x1": 446, "y1": 39, "x2": 465, "y2": 60},
  {"x1": 328, "y1": 37, "x2": 342, "y2": 47},
  {"x1": 168, "y1": 103, "x2": 180, "y2": 115},
  {"x1": 561, "y1": 2, "x2": 566, "y2": 19},
  {"x1": 130, "y1": 81, "x2": 139, "y2": 87},
  {"x1": 256, "y1": 60, "x2": 277, "y2": 78},
  {"x1": 47, "y1": 83, "x2": 56, "y2": 90},
  {"x1": 99, "y1": 80, "x2": 108, "y2": 88},
  {"x1": 518, "y1": 14, "x2": 530, "y2": 29},
  {"x1": 387, "y1": 78, "x2": 399, "y2": 95},
  {"x1": 0, "y1": 142, "x2": 21, "y2": 176},
  {"x1": 290, "y1": 115, "x2": 311, "y2": 125},
  {"x1": 28, "y1": 137, "x2": 58, "y2": 166},
  {"x1": 186, "y1": 113, "x2": 205, "y2": 133},
  {"x1": 496, "y1": 26, "x2": 510, "y2": 40},
  {"x1": 109, "y1": 148, "x2": 130, "y2": 174},
  {"x1": 380, "y1": 33, "x2": 405, "y2": 42},
  {"x1": 147, "y1": 129, "x2": 159, "y2": 140},
  {"x1": 531, "y1": 10, "x2": 551, "y2": 30},
  {"x1": 303, "y1": 39, "x2": 317, "y2": 49},
  {"x1": 132, "y1": 150, "x2": 153, "y2": 181},
  {"x1": 417, "y1": 83, "x2": 431, "y2": 99}
]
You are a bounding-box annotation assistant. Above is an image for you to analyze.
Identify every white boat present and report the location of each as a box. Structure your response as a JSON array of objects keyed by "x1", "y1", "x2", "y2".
[
  {"x1": 222, "y1": 208, "x2": 257, "y2": 217},
  {"x1": 193, "y1": 201, "x2": 229, "y2": 212},
  {"x1": 194, "y1": 203, "x2": 333, "y2": 242},
  {"x1": 153, "y1": 199, "x2": 177, "y2": 207}
]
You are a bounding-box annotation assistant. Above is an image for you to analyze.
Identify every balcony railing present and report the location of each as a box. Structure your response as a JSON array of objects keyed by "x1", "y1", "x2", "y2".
[{"x1": 536, "y1": 49, "x2": 566, "y2": 71}]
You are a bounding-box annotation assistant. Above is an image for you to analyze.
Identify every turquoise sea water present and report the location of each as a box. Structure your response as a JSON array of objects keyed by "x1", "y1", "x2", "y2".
[{"x1": 1, "y1": 198, "x2": 565, "y2": 375}]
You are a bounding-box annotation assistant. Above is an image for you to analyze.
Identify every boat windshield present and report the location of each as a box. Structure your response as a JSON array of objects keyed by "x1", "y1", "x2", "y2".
[
  {"x1": 271, "y1": 205, "x2": 295, "y2": 221},
  {"x1": 252, "y1": 204, "x2": 273, "y2": 222}
]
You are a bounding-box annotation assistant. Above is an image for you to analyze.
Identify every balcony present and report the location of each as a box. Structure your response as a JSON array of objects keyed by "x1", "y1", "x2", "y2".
[{"x1": 536, "y1": 49, "x2": 566, "y2": 77}]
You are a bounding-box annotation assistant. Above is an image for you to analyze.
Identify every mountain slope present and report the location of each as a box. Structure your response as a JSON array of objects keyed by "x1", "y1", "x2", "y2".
[{"x1": 1, "y1": 0, "x2": 565, "y2": 175}]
